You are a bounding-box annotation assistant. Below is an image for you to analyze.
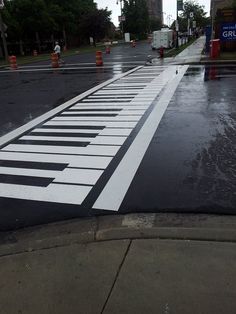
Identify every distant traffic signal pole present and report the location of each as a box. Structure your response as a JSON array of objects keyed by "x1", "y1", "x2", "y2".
[{"x1": 0, "y1": 0, "x2": 8, "y2": 62}]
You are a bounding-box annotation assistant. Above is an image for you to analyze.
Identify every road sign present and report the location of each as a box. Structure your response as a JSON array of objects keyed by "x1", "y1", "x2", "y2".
[
  {"x1": 0, "y1": 0, "x2": 4, "y2": 9},
  {"x1": 177, "y1": 0, "x2": 183, "y2": 11},
  {"x1": 118, "y1": 15, "x2": 126, "y2": 22},
  {"x1": 221, "y1": 23, "x2": 236, "y2": 41},
  {"x1": 193, "y1": 21, "x2": 196, "y2": 28},
  {"x1": 190, "y1": 12, "x2": 194, "y2": 18}
]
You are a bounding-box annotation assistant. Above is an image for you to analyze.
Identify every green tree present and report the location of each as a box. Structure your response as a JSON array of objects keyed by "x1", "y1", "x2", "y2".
[
  {"x1": 79, "y1": 8, "x2": 112, "y2": 45},
  {"x1": 177, "y1": 0, "x2": 209, "y2": 32},
  {"x1": 122, "y1": 0, "x2": 149, "y2": 38}
]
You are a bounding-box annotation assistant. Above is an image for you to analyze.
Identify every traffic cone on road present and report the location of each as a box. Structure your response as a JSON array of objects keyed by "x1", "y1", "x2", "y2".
[
  {"x1": 9, "y1": 56, "x2": 18, "y2": 70},
  {"x1": 96, "y1": 51, "x2": 103, "y2": 66},
  {"x1": 51, "y1": 53, "x2": 59, "y2": 68}
]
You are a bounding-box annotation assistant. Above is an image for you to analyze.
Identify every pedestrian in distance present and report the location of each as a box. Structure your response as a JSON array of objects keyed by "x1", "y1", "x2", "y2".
[{"x1": 54, "y1": 41, "x2": 65, "y2": 64}]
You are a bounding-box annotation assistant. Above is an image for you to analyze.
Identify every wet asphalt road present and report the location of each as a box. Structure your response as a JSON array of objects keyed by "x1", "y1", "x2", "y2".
[
  {"x1": 0, "y1": 42, "x2": 153, "y2": 136},
  {"x1": 120, "y1": 65, "x2": 236, "y2": 213},
  {"x1": 0, "y1": 47, "x2": 236, "y2": 230}
]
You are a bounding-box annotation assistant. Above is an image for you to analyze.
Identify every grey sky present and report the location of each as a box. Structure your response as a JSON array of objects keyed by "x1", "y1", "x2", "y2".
[{"x1": 95, "y1": 0, "x2": 210, "y2": 26}]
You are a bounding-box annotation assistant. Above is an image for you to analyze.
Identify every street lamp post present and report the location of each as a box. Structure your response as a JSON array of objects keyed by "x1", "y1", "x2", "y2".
[{"x1": 0, "y1": 1, "x2": 8, "y2": 62}]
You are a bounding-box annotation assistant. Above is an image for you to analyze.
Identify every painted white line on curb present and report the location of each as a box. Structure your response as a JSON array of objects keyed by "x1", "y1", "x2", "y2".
[{"x1": 93, "y1": 65, "x2": 189, "y2": 211}]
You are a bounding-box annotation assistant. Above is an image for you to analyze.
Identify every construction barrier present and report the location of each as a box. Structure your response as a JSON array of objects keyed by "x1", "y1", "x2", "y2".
[
  {"x1": 9, "y1": 56, "x2": 18, "y2": 70},
  {"x1": 51, "y1": 53, "x2": 59, "y2": 68},
  {"x1": 96, "y1": 51, "x2": 103, "y2": 66},
  {"x1": 105, "y1": 46, "x2": 111, "y2": 54},
  {"x1": 33, "y1": 50, "x2": 38, "y2": 57}
]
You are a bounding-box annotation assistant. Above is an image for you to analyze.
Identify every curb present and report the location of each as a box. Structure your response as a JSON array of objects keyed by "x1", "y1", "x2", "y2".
[{"x1": 1, "y1": 213, "x2": 236, "y2": 257}]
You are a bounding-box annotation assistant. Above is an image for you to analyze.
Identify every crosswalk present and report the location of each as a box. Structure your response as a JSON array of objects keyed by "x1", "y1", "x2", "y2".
[{"x1": 0, "y1": 65, "x2": 184, "y2": 208}]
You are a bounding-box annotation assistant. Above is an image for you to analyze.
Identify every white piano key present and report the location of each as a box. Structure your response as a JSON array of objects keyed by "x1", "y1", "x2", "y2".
[
  {"x1": 99, "y1": 128, "x2": 132, "y2": 136},
  {"x1": 108, "y1": 83, "x2": 148, "y2": 86},
  {"x1": 0, "y1": 166, "x2": 103, "y2": 185},
  {"x1": 54, "y1": 168, "x2": 103, "y2": 185},
  {"x1": 62, "y1": 111, "x2": 121, "y2": 115},
  {"x1": 74, "y1": 102, "x2": 132, "y2": 106},
  {"x1": 52, "y1": 116, "x2": 140, "y2": 122},
  {"x1": 0, "y1": 151, "x2": 112, "y2": 169},
  {"x1": 44, "y1": 121, "x2": 137, "y2": 128},
  {"x1": 91, "y1": 136, "x2": 126, "y2": 146},
  {"x1": 0, "y1": 182, "x2": 92, "y2": 205},
  {"x1": 95, "y1": 90, "x2": 139, "y2": 95},
  {"x1": 21, "y1": 135, "x2": 126, "y2": 146},
  {"x1": 32, "y1": 128, "x2": 101, "y2": 134},
  {"x1": 70, "y1": 106, "x2": 148, "y2": 110},
  {"x1": 0, "y1": 166, "x2": 59, "y2": 178},
  {"x1": 82, "y1": 99, "x2": 132, "y2": 102},
  {"x1": 3, "y1": 144, "x2": 120, "y2": 157}
]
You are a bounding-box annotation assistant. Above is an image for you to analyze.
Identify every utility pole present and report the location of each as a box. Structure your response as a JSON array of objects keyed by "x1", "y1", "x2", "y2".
[
  {"x1": 0, "y1": 1, "x2": 8, "y2": 62},
  {"x1": 117, "y1": 0, "x2": 124, "y2": 40},
  {"x1": 176, "y1": 0, "x2": 179, "y2": 48}
]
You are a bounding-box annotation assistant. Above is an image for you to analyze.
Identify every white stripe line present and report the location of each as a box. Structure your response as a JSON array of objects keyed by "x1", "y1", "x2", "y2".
[
  {"x1": 31, "y1": 128, "x2": 132, "y2": 136},
  {"x1": 63, "y1": 110, "x2": 145, "y2": 115},
  {"x1": 31, "y1": 128, "x2": 100, "y2": 134},
  {"x1": 93, "y1": 65, "x2": 189, "y2": 211},
  {"x1": 21, "y1": 135, "x2": 127, "y2": 146},
  {"x1": 52, "y1": 116, "x2": 140, "y2": 122},
  {"x1": 0, "y1": 183, "x2": 92, "y2": 205},
  {"x1": 0, "y1": 167, "x2": 103, "y2": 185},
  {"x1": 3, "y1": 144, "x2": 121, "y2": 157},
  {"x1": 71, "y1": 106, "x2": 148, "y2": 110},
  {"x1": 0, "y1": 151, "x2": 112, "y2": 169},
  {"x1": 44, "y1": 121, "x2": 137, "y2": 128}
]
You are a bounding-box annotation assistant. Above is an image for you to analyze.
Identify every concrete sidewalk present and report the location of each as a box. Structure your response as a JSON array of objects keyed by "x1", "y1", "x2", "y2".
[
  {"x1": 149, "y1": 36, "x2": 205, "y2": 66},
  {"x1": 1, "y1": 213, "x2": 236, "y2": 314},
  {"x1": 173, "y1": 36, "x2": 205, "y2": 64}
]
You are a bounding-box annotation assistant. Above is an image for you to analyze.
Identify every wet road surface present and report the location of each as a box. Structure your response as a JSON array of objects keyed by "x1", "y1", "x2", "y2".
[
  {"x1": 0, "y1": 42, "x2": 154, "y2": 137},
  {"x1": 0, "y1": 63, "x2": 236, "y2": 230}
]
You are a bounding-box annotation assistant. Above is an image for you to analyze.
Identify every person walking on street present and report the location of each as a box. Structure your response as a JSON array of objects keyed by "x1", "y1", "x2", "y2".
[{"x1": 54, "y1": 41, "x2": 64, "y2": 63}]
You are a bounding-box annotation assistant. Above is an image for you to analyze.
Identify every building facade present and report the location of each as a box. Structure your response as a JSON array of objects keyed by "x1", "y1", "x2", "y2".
[
  {"x1": 146, "y1": 0, "x2": 163, "y2": 22},
  {"x1": 211, "y1": 0, "x2": 234, "y2": 16}
]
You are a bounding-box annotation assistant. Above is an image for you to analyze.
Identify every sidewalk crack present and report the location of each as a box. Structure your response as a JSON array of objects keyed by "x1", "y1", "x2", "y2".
[{"x1": 100, "y1": 239, "x2": 132, "y2": 314}]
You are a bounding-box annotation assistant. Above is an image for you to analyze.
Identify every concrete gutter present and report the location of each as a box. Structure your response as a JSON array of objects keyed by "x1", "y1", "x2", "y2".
[{"x1": 1, "y1": 213, "x2": 236, "y2": 258}]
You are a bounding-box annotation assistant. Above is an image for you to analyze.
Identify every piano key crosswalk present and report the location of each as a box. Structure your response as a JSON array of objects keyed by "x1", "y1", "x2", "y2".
[{"x1": 0, "y1": 65, "x2": 180, "y2": 208}]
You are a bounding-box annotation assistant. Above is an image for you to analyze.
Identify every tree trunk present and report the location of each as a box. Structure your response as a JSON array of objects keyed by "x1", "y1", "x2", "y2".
[
  {"x1": 62, "y1": 26, "x2": 67, "y2": 49},
  {"x1": 35, "y1": 32, "x2": 41, "y2": 53},
  {"x1": 51, "y1": 34, "x2": 54, "y2": 50},
  {"x1": 19, "y1": 39, "x2": 24, "y2": 56}
]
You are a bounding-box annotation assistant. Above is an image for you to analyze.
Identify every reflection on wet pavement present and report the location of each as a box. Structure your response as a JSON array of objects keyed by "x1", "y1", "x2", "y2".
[{"x1": 121, "y1": 65, "x2": 236, "y2": 213}]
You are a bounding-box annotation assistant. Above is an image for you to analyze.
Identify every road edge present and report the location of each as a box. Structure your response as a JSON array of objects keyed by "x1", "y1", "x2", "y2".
[{"x1": 1, "y1": 213, "x2": 236, "y2": 257}]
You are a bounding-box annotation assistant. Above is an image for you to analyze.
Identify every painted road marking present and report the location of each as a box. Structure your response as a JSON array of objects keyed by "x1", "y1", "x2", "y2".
[
  {"x1": 0, "y1": 66, "x2": 142, "y2": 147},
  {"x1": 0, "y1": 65, "x2": 182, "y2": 206},
  {"x1": 93, "y1": 65, "x2": 189, "y2": 211}
]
